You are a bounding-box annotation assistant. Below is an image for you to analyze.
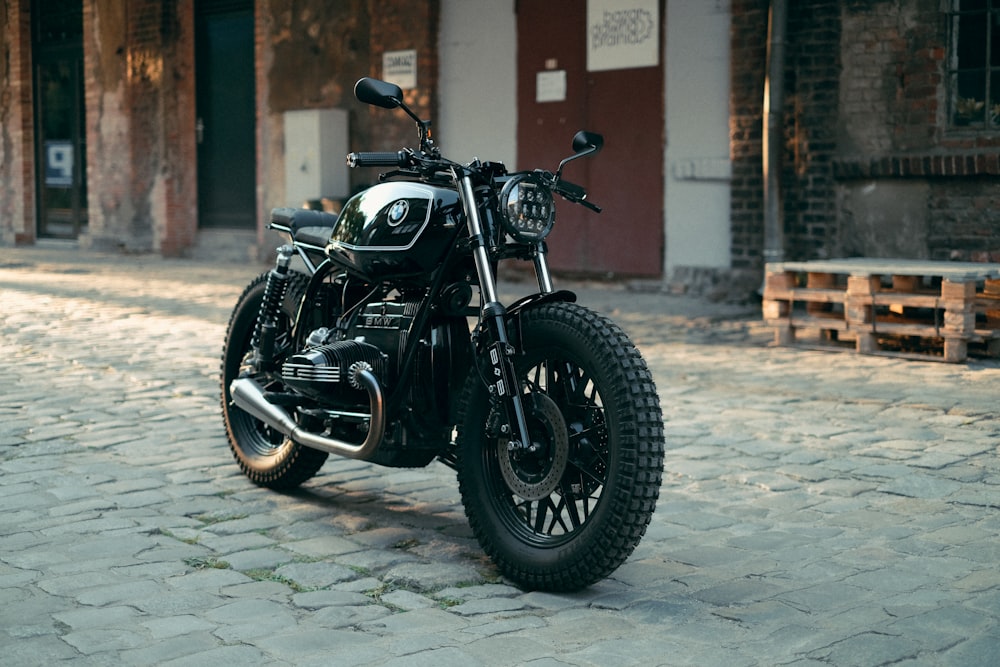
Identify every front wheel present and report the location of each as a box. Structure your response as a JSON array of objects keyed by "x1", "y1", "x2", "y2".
[{"x1": 456, "y1": 302, "x2": 664, "y2": 591}]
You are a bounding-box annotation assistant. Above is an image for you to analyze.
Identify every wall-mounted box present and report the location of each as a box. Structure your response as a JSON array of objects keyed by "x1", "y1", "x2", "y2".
[{"x1": 283, "y1": 108, "x2": 349, "y2": 206}]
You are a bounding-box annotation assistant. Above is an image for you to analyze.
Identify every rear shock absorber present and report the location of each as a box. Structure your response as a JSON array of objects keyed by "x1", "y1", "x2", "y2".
[{"x1": 253, "y1": 245, "x2": 294, "y2": 370}]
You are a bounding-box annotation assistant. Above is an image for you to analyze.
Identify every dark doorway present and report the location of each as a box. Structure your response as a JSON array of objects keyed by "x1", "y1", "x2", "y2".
[
  {"x1": 33, "y1": 0, "x2": 87, "y2": 239},
  {"x1": 517, "y1": 1, "x2": 665, "y2": 277},
  {"x1": 196, "y1": 0, "x2": 256, "y2": 228}
]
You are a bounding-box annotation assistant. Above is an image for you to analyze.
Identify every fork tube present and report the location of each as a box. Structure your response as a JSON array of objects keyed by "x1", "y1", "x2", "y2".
[
  {"x1": 456, "y1": 173, "x2": 500, "y2": 304},
  {"x1": 533, "y1": 241, "x2": 555, "y2": 294},
  {"x1": 455, "y1": 169, "x2": 532, "y2": 451}
]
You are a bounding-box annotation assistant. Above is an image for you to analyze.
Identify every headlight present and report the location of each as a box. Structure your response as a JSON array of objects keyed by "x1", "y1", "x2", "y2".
[{"x1": 499, "y1": 174, "x2": 555, "y2": 242}]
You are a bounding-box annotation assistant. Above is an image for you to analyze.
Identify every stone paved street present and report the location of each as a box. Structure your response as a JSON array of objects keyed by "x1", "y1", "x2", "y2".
[{"x1": 1, "y1": 246, "x2": 998, "y2": 666}]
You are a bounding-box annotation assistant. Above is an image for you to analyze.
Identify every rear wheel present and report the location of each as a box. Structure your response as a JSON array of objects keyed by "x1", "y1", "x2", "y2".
[
  {"x1": 220, "y1": 272, "x2": 328, "y2": 489},
  {"x1": 456, "y1": 302, "x2": 664, "y2": 591}
]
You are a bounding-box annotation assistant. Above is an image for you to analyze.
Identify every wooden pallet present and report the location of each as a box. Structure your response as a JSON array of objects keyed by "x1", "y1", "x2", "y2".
[{"x1": 763, "y1": 258, "x2": 1000, "y2": 362}]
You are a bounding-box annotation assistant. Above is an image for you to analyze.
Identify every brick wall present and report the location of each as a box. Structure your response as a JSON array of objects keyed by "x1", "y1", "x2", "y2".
[
  {"x1": 731, "y1": 0, "x2": 1000, "y2": 273},
  {"x1": 929, "y1": 179, "x2": 1000, "y2": 263},
  {"x1": 836, "y1": 0, "x2": 1000, "y2": 262},
  {"x1": 0, "y1": 0, "x2": 34, "y2": 245},
  {"x1": 729, "y1": 0, "x2": 841, "y2": 271},
  {"x1": 782, "y1": 0, "x2": 841, "y2": 262},
  {"x1": 839, "y1": 0, "x2": 1000, "y2": 155},
  {"x1": 159, "y1": 0, "x2": 197, "y2": 256},
  {"x1": 264, "y1": 0, "x2": 370, "y2": 113},
  {"x1": 838, "y1": 0, "x2": 943, "y2": 154},
  {"x1": 83, "y1": 0, "x2": 151, "y2": 252},
  {"x1": 257, "y1": 0, "x2": 372, "y2": 228},
  {"x1": 256, "y1": 0, "x2": 439, "y2": 233},
  {"x1": 125, "y1": 0, "x2": 166, "y2": 250},
  {"x1": 82, "y1": 0, "x2": 196, "y2": 255},
  {"x1": 728, "y1": 0, "x2": 767, "y2": 272},
  {"x1": 366, "y1": 0, "x2": 440, "y2": 154},
  {"x1": 5, "y1": 0, "x2": 440, "y2": 257}
]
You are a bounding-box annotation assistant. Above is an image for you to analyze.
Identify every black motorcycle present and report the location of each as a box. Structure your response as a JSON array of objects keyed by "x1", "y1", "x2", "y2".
[{"x1": 221, "y1": 77, "x2": 664, "y2": 591}]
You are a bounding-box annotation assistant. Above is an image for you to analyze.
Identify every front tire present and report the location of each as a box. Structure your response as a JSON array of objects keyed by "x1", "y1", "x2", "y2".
[
  {"x1": 456, "y1": 302, "x2": 664, "y2": 591},
  {"x1": 221, "y1": 272, "x2": 328, "y2": 489}
]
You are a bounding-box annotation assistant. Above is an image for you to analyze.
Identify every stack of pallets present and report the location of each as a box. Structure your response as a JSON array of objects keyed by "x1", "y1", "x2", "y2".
[{"x1": 762, "y1": 258, "x2": 1000, "y2": 362}]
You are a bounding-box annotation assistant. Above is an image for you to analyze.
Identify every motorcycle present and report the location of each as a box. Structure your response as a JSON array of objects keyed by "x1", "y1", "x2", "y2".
[{"x1": 221, "y1": 77, "x2": 665, "y2": 591}]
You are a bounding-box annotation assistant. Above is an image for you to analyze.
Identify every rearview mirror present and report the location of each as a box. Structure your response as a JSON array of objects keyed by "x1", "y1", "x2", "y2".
[
  {"x1": 354, "y1": 78, "x2": 403, "y2": 110},
  {"x1": 557, "y1": 130, "x2": 604, "y2": 178},
  {"x1": 572, "y1": 131, "x2": 604, "y2": 154}
]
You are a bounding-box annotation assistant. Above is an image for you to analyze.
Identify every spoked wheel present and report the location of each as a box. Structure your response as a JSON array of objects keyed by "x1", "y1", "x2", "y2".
[
  {"x1": 457, "y1": 301, "x2": 664, "y2": 591},
  {"x1": 220, "y1": 272, "x2": 328, "y2": 489}
]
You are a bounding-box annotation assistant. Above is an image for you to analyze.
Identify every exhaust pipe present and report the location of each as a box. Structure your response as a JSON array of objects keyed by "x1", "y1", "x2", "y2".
[{"x1": 229, "y1": 369, "x2": 385, "y2": 460}]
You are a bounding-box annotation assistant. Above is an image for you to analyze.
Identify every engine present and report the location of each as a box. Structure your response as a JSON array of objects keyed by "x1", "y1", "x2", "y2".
[
  {"x1": 282, "y1": 339, "x2": 387, "y2": 408},
  {"x1": 280, "y1": 298, "x2": 419, "y2": 409}
]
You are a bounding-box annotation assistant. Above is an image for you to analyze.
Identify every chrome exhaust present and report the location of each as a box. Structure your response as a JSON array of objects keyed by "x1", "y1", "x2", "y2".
[{"x1": 229, "y1": 368, "x2": 385, "y2": 460}]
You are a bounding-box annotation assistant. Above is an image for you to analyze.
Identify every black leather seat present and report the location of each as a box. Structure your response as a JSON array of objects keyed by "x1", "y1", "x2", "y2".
[{"x1": 270, "y1": 207, "x2": 338, "y2": 247}]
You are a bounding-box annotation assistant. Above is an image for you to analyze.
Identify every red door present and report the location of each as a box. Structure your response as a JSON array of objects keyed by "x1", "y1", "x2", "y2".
[{"x1": 517, "y1": 0, "x2": 664, "y2": 277}]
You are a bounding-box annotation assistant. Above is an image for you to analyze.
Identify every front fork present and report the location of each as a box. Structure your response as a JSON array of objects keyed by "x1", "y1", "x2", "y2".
[{"x1": 456, "y1": 170, "x2": 536, "y2": 452}]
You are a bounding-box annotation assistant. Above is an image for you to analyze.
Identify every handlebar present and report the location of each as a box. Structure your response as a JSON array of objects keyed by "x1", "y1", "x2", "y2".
[
  {"x1": 346, "y1": 151, "x2": 602, "y2": 213},
  {"x1": 346, "y1": 151, "x2": 411, "y2": 168}
]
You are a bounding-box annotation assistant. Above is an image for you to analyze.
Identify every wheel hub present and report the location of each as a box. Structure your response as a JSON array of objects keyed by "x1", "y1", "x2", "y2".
[{"x1": 498, "y1": 393, "x2": 569, "y2": 501}]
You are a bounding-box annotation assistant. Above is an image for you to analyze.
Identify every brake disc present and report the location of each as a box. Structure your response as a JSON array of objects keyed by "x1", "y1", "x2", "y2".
[{"x1": 497, "y1": 393, "x2": 569, "y2": 501}]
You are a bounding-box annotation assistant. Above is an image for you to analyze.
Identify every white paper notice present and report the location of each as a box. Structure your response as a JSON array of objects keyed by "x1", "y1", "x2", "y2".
[
  {"x1": 383, "y1": 49, "x2": 417, "y2": 89},
  {"x1": 536, "y1": 70, "x2": 567, "y2": 103}
]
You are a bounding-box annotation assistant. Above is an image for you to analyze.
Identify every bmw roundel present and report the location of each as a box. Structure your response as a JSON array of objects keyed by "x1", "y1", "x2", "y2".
[{"x1": 387, "y1": 199, "x2": 410, "y2": 226}]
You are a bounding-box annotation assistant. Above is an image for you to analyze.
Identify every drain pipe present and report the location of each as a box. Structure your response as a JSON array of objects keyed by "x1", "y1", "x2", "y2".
[{"x1": 762, "y1": 0, "x2": 788, "y2": 268}]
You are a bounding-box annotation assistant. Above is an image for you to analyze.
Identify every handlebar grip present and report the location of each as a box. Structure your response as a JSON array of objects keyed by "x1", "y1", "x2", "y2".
[{"x1": 346, "y1": 151, "x2": 407, "y2": 168}]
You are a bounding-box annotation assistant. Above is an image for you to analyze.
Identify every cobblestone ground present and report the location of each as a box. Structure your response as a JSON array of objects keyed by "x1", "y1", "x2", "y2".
[{"x1": 1, "y1": 247, "x2": 998, "y2": 666}]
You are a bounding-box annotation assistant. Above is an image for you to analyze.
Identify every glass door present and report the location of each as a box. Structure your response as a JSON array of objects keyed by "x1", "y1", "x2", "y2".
[
  {"x1": 33, "y1": 0, "x2": 87, "y2": 240},
  {"x1": 35, "y1": 54, "x2": 87, "y2": 238}
]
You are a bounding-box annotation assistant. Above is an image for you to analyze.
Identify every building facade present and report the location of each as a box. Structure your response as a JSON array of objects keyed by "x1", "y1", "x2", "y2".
[
  {"x1": 2, "y1": 1, "x2": 996, "y2": 295},
  {"x1": 731, "y1": 0, "x2": 1000, "y2": 275}
]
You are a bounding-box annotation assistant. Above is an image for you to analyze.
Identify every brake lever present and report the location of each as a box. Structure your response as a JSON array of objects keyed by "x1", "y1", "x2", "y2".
[{"x1": 553, "y1": 179, "x2": 602, "y2": 214}]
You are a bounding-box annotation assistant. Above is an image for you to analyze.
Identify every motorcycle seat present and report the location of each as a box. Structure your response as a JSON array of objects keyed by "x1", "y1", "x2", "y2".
[{"x1": 270, "y1": 207, "x2": 338, "y2": 248}]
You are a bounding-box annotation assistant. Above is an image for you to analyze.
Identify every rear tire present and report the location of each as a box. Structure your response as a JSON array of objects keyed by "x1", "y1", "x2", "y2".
[
  {"x1": 456, "y1": 302, "x2": 664, "y2": 591},
  {"x1": 220, "y1": 272, "x2": 328, "y2": 489}
]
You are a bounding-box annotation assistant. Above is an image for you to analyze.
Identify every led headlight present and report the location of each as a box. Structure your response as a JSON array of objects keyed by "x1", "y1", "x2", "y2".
[{"x1": 499, "y1": 174, "x2": 555, "y2": 242}]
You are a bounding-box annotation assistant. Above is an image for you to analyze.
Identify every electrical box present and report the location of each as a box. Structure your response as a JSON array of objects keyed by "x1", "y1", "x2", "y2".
[{"x1": 283, "y1": 108, "x2": 349, "y2": 206}]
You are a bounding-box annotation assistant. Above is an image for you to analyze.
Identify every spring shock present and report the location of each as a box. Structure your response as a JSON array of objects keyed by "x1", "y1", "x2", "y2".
[{"x1": 253, "y1": 245, "x2": 294, "y2": 369}]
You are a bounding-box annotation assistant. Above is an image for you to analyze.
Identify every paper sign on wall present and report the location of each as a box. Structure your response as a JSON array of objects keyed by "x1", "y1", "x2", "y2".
[
  {"x1": 45, "y1": 141, "x2": 73, "y2": 187},
  {"x1": 383, "y1": 49, "x2": 417, "y2": 89},
  {"x1": 536, "y1": 70, "x2": 567, "y2": 103},
  {"x1": 587, "y1": 0, "x2": 659, "y2": 72}
]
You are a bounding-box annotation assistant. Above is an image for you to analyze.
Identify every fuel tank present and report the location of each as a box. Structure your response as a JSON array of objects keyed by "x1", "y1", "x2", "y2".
[{"x1": 326, "y1": 182, "x2": 463, "y2": 281}]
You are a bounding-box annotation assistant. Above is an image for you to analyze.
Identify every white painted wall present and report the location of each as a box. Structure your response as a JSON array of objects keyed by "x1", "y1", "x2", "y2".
[
  {"x1": 664, "y1": 0, "x2": 732, "y2": 276},
  {"x1": 437, "y1": 0, "x2": 518, "y2": 168}
]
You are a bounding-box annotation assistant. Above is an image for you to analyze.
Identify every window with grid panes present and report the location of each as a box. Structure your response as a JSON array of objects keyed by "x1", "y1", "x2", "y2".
[{"x1": 949, "y1": 0, "x2": 1000, "y2": 128}]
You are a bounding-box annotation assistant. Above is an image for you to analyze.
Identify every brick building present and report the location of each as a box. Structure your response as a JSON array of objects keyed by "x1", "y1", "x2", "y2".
[
  {"x1": 0, "y1": 0, "x2": 438, "y2": 257},
  {"x1": 731, "y1": 0, "x2": 1000, "y2": 278},
  {"x1": 2, "y1": 1, "x2": 997, "y2": 294}
]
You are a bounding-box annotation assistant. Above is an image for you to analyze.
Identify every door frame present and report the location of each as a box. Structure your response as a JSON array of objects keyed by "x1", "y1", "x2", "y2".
[
  {"x1": 194, "y1": 0, "x2": 256, "y2": 229},
  {"x1": 32, "y1": 14, "x2": 87, "y2": 240}
]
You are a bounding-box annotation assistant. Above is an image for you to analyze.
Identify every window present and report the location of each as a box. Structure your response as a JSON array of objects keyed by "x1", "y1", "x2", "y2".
[
  {"x1": 34, "y1": 0, "x2": 83, "y2": 44},
  {"x1": 949, "y1": 0, "x2": 1000, "y2": 128}
]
